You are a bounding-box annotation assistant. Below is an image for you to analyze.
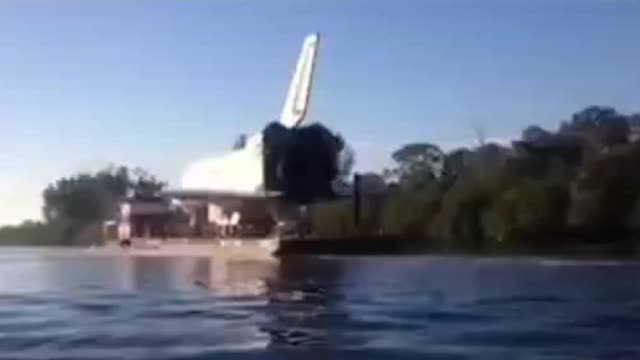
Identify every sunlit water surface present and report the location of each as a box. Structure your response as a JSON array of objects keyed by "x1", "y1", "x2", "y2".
[{"x1": 0, "y1": 247, "x2": 639, "y2": 359}]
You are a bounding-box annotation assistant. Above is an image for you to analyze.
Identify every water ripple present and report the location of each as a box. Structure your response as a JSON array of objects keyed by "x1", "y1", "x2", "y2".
[{"x1": 0, "y1": 251, "x2": 637, "y2": 359}]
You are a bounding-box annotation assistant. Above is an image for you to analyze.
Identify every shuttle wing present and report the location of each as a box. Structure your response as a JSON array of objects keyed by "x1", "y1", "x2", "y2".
[{"x1": 279, "y1": 33, "x2": 320, "y2": 128}]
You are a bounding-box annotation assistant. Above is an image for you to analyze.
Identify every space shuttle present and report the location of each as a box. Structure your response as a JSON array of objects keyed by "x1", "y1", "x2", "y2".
[{"x1": 166, "y1": 33, "x2": 347, "y2": 203}]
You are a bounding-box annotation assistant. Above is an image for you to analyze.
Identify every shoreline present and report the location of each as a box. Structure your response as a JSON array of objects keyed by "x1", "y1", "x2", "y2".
[
  {"x1": 275, "y1": 235, "x2": 640, "y2": 260},
  {"x1": 2, "y1": 236, "x2": 639, "y2": 260}
]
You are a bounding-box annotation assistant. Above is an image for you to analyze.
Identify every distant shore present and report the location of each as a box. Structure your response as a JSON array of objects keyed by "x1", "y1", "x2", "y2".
[
  {"x1": 2, "y1": 234, "x2": 640, "y2": 260},
  {"x1": 275, "y1": 235, "x2": 640, "y2": 259}
]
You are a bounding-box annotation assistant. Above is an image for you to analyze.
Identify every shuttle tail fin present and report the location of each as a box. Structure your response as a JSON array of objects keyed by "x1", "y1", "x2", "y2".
[{"x1": 279, "y1": 33, "x2": 320, "y2": 128}]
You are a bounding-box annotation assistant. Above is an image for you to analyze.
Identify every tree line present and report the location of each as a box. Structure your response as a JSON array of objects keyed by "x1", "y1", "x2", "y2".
[
  {"x1": 0, "y1": 166, "x2": 165, "y2": 245},
  {"x1": 309, "y1": 105, "x2": 640, "y2": 255},
  {"x1": 2, "y1": 104, "x2": 640, "y2": 254}
]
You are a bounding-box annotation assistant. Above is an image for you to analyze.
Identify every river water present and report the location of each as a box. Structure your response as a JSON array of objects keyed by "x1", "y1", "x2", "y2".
[{"x1": 0, "y1": 247, "x2": 639, "y2": 359}]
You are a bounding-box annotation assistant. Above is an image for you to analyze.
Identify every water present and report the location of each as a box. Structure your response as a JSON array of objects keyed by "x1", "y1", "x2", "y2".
[{"x1": 0, "y1": 248, "x2": 639, "y2": 359}]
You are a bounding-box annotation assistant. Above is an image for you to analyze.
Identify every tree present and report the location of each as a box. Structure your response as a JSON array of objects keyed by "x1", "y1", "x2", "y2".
[
  {"x1": 40, "y1": 165, "x2": 166, "y2": 244},
  {"x1": 384, "y1": 142, "x2": 446, "y2": 187},
  {"x1": 469, "y1": 143, "x2": 511, "y2": 179},
  {"x1": 522, "y1": 125, "x2": 553, "y2": 144},
  {"x1": 570, "y1": 143, "x2": 640, "y2": 230},
  {"x1": 488, "y1": 179, "x2": 569, "y2": 246},
  {"x1": 381, "y1": 185, "x2": 441, "y2": 237},
  {"x1": 430, "y1": 182, "x2": 494, "y2": 251},
  {"x1": 289, "y1": 104, "x2": 640, "y2": 253},
  {"x1": 560, "y1": 106, "x2": 630, "y2": 148},
  {"x1": 442, "y1": 147, "x2": 472, "y2": 181}
]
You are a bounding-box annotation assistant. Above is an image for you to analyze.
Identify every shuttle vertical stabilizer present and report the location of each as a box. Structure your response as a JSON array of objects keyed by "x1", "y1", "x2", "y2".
[{"x1": 279, "y1": 33, "x2": 320, "y2": 128}]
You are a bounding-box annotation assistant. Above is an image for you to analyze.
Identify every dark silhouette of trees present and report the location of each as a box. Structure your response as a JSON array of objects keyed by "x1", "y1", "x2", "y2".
[
  {"x1": 311, "y1": 105, "x2": 640, "y2": 255},
  {"x1": 0, "y1": 165, "x2": 165, "y2": 245},
  {"x1": 383, "y1": 142, "x2": 446, "y2": 187}
]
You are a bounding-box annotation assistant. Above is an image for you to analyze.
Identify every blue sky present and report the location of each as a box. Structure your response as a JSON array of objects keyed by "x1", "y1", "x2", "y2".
[{"x1": 1, "y1": 0, "x2": 639, "y2": 224}]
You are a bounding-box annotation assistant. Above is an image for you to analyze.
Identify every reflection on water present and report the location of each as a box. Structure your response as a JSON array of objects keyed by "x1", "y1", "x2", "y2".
[{"x1": 0, "y1": 249, "x2": 639, "y2": 359}]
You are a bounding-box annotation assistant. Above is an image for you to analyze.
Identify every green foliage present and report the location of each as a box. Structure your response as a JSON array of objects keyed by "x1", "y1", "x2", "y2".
[
  {"x1": 0, "y1": 221, "x2": 66, "y2": 246},
  {"x1": 0, "y1": 165, "x2": 165, "y2": 246},
  {"x1": 42, "y1": 165, "x2": 164, "y2": 224},
  {"x1": 311, "y1": 105, "x2": 640, "y2": 254},
  {"x1": 381, "y1": 186, "x2": 441, "y2": 237},
  {"x1": 310, "y1": 200, "x2": 356, "y2": 238},
  {"x1": 522, "y1": 125, "x2": 553, "y2": 143},
  {"x1": 430, "y1": 181, "x2": 494, "y2": 250},
  {"x1": 310, "y1": 196, "x2": 388, "y2": 238},
  {"x1": 384, "y1": 142, "x2": 445, "y2": 187},
  {"x1": 570, "y1": 143, "x2": 640, "y2": 230},
  {"x1": 560, "y1": 106, "x2": 630, "y2": 148},
  {"x1": 488, "y1": 179, "x2": 570, "y2": 247}
]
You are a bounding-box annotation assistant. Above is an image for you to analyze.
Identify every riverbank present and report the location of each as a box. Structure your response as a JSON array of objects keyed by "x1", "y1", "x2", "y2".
[
  {"x1": 99, "y1": 238, "x2": 278, "y2": 260},
  {"x1": 2, "y1": 234, "x2": 640, "y2": 260},
  {"x1": 275, "y1": 235, "x2": 640, "y2": 259}
]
